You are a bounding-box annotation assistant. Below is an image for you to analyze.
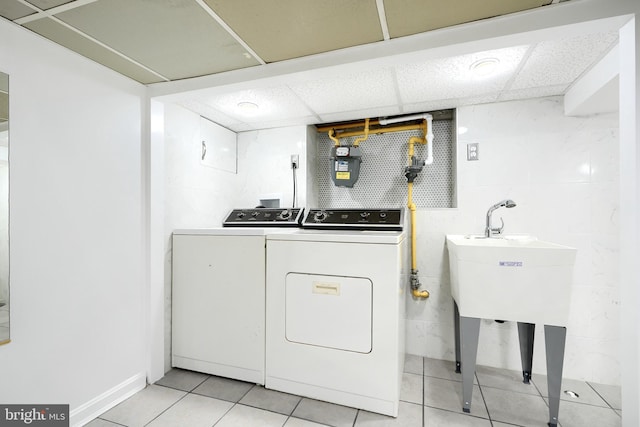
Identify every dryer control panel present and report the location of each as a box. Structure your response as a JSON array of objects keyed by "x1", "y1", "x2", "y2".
[
  {"x1": 303, "y1": 208, "x2": 403, "y2": 231},
  {"x1": 223, "y1": 208, "x2": 304, "y2": 227}
]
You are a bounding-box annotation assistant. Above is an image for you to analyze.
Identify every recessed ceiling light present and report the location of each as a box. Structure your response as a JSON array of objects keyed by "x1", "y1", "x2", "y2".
[
  {"x1": 237, "y1": 101, "x2": 259, "y2": 111},
  {"x1": 470, "y1": 58, "x2": 500, "y2": 77}
]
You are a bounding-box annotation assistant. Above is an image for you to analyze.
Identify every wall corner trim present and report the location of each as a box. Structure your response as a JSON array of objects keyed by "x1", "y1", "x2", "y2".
[{"x1": 70, "y1": 372, "x2": 146, "y2": 427}]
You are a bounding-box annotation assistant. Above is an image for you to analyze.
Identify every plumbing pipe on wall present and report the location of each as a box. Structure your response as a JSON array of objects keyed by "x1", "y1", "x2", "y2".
[
  {"x1": 379, "y1": 114, "x2": 434, "y2": 166},
  {"x1": 396, "y1": 116, "x2": 432, "y2": 300},
  {"x1": 317, "y1": 113, "x2": 434, "y2": 299}
]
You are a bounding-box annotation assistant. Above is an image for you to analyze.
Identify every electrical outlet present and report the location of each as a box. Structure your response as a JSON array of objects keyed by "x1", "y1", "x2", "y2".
[
  {"x1": 291, "y1": 154, "x2": 299, "y2": 169},
  {"x1": 467, "y1": 143, "x2": 479, "y2": 161}
]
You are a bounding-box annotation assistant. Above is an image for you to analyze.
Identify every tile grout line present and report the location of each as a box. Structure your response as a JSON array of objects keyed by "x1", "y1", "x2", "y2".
[
  {"x1": 162, "y1": 377, "x2": 250, "y2": 427},
  {"x1": 529, "y1": 377, "x2": 545, "y2": 399},
  {"x1": 585, "y1": 381, "x2": 617, "y2": 411},
  {"x1": 536, "y1": 380, "x2": 622, "y2": 412},
  {"x1": 121, "y1": 362, "x2": 621, "y2": 427},
  {"x1": 285, "y1": 394, "x2": 305, "y2": 426},
  {"x1": 142, "y1": 387, "x2": 191, "y2": 427},
  {"x1": 96, "y1": 418, "x2": 127, "y2": 427},
  {"x1": 211, "y1": 401, "x2": 236, "y2": 426},
  {"x1": 476, "y1": 373, "x2": 495, "y2": 426},
  {"x1": 475, "y1": 383, "x2": 552, "y2": 398},
  {"x1": 211, "y1": 383, "x2": 266, "y2": 426},
  {"x1": 422, "y1": 358, "x2": 494, "y2": 425},
  {"x1": 422, "y1": 404, "x2": 493, "y2": 422}
]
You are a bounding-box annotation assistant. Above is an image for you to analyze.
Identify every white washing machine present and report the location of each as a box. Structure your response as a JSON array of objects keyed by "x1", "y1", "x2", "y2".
[
  {"x1": 265, "y1": 208, "x2": 406, "y2": 417},
  {"x1": 171, "y1": 208, "x2": 303, "y2": 384}
]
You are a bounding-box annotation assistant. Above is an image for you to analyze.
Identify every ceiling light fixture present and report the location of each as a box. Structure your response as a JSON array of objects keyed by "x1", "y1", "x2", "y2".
[
  {"x1": 237, "y1": 101, "x2": 259, "y2": 111},
  {"x1": 470, "y1": 58, "x2": 500, "y2": 77}
]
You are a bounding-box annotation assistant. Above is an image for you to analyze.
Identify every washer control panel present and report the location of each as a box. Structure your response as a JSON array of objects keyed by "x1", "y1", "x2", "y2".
[
  {"x1": 303, "y1": 208, "x2": 403, "y2": 231},
  {"x1": 223, "y1": 208, "x2": 304, "y2": 227}
]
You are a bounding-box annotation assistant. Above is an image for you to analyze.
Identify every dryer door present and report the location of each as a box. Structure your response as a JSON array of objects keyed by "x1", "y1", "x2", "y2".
[{"x1": 285, "y1": 272, "x2": 372, "y2": 353}]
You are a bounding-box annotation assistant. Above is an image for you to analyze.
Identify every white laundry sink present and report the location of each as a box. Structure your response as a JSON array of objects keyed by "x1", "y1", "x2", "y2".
[{"x1": 446, "y1": 235, "x2": 576, "y2": 326}]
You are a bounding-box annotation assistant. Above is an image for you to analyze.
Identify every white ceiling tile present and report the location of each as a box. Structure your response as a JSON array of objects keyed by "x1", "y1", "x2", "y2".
[
  {"x1": 178, "y1": 100, "x2": 242, "y2": 129},
  {"x1": 498, "y1": 84, "x2": 568, "y2": 102},
  {"x1": 403, "y1": 94, "x2": 500, "y2": 113},
  {"x1": 395, "y1": 46, "x2": 530, "y2": 103},
  {"x1": 199, "y1": 86, "x2": 315, "y2": 123},
  {"x1": 288, "y1": 68, "x2": 399, "y2": 115},
  {"x1": 246, "y1": 116, "x2": 320, "y2": 131},
  {"x1": 318, "y1": 105, "x2": 402, "y2": 124},
  {"x1": 229, "y1": 123, "x2": 258, "y2": 132},
  {"x1": 509, "y1": 31, "x2": 618, "y2": 90}
]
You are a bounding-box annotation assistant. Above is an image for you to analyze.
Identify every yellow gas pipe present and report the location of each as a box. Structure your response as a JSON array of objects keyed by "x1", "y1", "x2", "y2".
[
  {"x1": 407, "y1": 122, "x2": 430, "y2": 299},
  {"x1": 329, "y1": 118, "x2": 370, "y2": 147},
  {"x1": 318, "y1": 117, "x2": 430, "y2": 299},
  {"x1": 352, "y1": 118, "x2": 370, "y2": 147}
]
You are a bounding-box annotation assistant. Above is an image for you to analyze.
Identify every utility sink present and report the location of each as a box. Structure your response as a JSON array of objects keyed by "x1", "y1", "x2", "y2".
[{"x1": 446, "y1": 235, "x2": 577, "y2": 326}]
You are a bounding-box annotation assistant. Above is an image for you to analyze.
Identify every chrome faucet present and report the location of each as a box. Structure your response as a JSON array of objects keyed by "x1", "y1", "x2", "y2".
[{"x1": 485, "y1": 199, "x2": 517, "y2": 237}]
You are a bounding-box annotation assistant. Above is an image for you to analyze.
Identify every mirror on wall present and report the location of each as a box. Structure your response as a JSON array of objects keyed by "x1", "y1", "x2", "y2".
[{"x1": 0, "y1": 71, "x2": 8, "y2": 345}]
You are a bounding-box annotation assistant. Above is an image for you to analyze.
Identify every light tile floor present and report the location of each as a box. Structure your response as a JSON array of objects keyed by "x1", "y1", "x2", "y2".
[{"x1": 87, "y1": 355, "x2": 622, "y2": 427}]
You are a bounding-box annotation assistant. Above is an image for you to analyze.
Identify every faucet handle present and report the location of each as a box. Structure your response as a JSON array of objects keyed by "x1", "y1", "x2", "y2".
[{"x1": 490, "y1": 217, "x2": 505, "y2": 235}]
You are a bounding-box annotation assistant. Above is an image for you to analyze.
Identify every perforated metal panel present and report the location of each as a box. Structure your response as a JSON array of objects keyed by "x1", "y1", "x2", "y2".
[{"x1": 316, "y1": 120, "x2": 455, "y2": 208}]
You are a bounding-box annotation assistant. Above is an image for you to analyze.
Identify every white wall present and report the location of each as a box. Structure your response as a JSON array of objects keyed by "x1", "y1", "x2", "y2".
[
  {"x1": 237, "y1": 127, "x2": 309, "y2": 210},
  {"x1": 406, "y1": 96, "x2": 620, "y2": 384},
  {"x1": 163, "y1": 103, "x2": 310, "y2": 371},
  {"x1": 0, "y1": 148, "x2": 7, "y2": 305},
  {"x1": 0, "y1": 19, "x2": 147, "y2": 425},
  {"x1": 618, "y1": 16, "x2": 640, "y2": 427}
]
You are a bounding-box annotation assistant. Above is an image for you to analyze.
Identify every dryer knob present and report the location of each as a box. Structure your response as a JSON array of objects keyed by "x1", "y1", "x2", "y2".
[
  {"x1": 314, "y1": 211, "x2": 328, "y2": 222},
  {"x1": 279, "y1": 209, "x2": 291, "y2": 220}
]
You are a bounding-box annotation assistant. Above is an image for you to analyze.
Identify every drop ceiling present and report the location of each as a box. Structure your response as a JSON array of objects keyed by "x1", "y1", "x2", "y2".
[{"x1": 1, "y1": 0, "x2": 620, "y2": 131}]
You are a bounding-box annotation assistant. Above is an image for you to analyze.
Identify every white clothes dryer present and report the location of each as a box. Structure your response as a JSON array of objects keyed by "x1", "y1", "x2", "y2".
[{"x1": 265, "y1": 208, "x2": 406, "y2": 417}]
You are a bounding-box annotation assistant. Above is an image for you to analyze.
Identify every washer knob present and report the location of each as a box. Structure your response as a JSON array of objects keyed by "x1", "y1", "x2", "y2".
[
  {"x1": 236, "y1": 212, "x2": 246, "y2": 218},
  {"x1": 379, "y1": 212, "x2": 387, "y2": 218},
  {"x1": 251, "y1": 211, "x2": 260, "y2": 217},
  {"x1": 360, "y1": 212, "x2": 370, "y2": 218},
  {"x1": 314, "y1": 211, "x2": 328, "y2": 222},
  {"x1": 279, "y1": 209, "x2": 291, "y2": 220}
]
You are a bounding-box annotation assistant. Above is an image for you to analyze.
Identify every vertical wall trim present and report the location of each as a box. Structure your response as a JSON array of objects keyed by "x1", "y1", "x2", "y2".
[
  {"x1": 141, "y1": 95, "x2": 152, "y2": 383},
  {"x1": 618, "y1": 16, "x2": 639, "y2": 427},
  {"x1": 146, "y1": 99, "x2": 166, "y2": 383}
]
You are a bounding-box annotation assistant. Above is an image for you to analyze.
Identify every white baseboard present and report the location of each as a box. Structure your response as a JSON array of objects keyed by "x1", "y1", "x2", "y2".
[{"x1": 70, "y1": 372, "x2": 146, "y2": 427}]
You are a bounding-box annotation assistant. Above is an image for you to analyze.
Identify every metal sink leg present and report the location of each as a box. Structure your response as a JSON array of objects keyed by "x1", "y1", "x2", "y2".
[
  {"x1": 545, "y1": 325, "x2": 567, "y2": 427},
  {"x1": 459, "y1": 315, "x2": 481, "y2": 413},
  {"x1": 517, "y1": 322, "x2": 535, "y2": 384}
]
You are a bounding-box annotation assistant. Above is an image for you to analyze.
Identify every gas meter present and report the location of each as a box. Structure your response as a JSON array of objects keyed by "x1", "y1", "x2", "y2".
[{"x1": 330, "y1": 146, "x2": 362, "y2": 187}]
